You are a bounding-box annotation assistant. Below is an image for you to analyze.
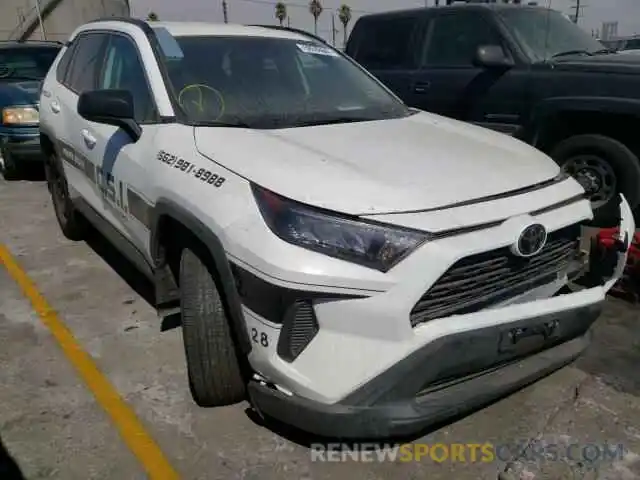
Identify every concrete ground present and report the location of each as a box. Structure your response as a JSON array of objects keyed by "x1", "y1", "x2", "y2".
[{"x1": 1, "y1": 172, "x2": 640, "y2": 480}]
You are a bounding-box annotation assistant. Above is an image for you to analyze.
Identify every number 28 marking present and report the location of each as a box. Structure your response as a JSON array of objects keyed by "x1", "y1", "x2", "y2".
[{"x1": 251, "y1": 327, "x2": 269, "y2": 347}]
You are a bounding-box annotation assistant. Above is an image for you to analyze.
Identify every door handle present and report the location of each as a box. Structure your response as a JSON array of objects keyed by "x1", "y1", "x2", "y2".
[
  {"x1": 81, "y1": 129, "x2": 96, "y2": 149},
  {"x1": 413, "y1": 81, "x2": 431, "y2": 94},
  {"x1": 50, "y1": 101, "x2": 61, "y2": 113}
]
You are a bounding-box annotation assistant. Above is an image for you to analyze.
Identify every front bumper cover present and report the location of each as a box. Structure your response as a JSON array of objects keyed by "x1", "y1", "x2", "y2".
[
  {"x1": 247, "y1": 195, "x2": 634, "y2": 439},
  {"x1": 248, "y1": 303, "x2": 601, "y2": 439},
  {"x1": 1, "y1": 132, "x2": 43, "y2": 163}
]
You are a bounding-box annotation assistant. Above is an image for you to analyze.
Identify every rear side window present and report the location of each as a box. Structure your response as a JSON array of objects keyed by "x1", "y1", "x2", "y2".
[
  {"x1": 65, "y1": 32, "x2": 109, "y2": 93},
  {"x1": 349, "y1": 16, "x2": 420, "y2": 70},
  {"x1": 56, "y1": 43, "x2": 76, "y2": 82}
]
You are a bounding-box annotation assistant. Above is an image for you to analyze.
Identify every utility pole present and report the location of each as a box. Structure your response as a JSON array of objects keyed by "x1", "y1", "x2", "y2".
[
  {"x1": 570, "y1": 0, "x2": 586, "y2": 23},
  {"x1": 222, "y1": 0, "x2": 228, "y2": 23},
  {"x1": 34, "y1": 0, "x2": 46, "y2": 40},
  {"x1": 331, "y1": 13, "x2": 336, "y2": 46},
  {"x1": 287, "y1": 16, "x2": 290, "y2": 27}
]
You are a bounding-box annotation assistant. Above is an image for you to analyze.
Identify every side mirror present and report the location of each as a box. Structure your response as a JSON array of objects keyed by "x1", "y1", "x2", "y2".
[
  {"x1": 473, "y1": 45, "x2": 514, "y2": 69},
  {"x1": 77, "y1": 89, "x2": 142, "y2": 141}
]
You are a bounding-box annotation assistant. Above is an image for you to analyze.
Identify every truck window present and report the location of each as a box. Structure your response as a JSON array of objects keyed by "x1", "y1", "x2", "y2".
[
  {"x1": 422, "y1": 12, "x2": 504, "y2": 67},
  {"x1": 350, "y1": 16, "x2": 419, "y2": 70}
]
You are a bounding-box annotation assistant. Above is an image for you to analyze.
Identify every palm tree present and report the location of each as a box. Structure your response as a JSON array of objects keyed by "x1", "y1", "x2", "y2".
[
  {"x1": 309, "y1": 0, "x2": 323, "y2": 36},
  {"x1": 146, "y1": 11, "x2": 159, "y2": 21},
  {"x1": 337, "y1": 4, "x2": 352, "y2": 48},
  {"x1": 275, "y1": 2, "x2": 287, "y2": 26}
]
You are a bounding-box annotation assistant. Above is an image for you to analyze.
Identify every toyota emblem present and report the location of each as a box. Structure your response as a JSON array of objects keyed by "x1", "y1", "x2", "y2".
[{"x1": 513, "y1": 223, "x2": 547, "y2": 257}]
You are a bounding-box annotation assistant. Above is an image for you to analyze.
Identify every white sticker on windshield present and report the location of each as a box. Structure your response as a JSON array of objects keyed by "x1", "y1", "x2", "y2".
[{"x1": 296, "y1": 43, "x2": 339, "y2": 57}]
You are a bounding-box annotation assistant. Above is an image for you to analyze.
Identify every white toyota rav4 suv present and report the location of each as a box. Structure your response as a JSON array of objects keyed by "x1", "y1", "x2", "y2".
[{"x1": 39, "y1": 19, "x2": 634, "y2": 438}]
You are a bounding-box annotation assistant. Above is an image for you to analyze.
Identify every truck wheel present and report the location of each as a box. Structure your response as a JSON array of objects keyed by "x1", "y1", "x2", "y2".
[
  {"x1": 179, "y1": 245, "x2": 246, "y2": 407},
  {"x1": 0, "y1": 146, "x2": 19, "y2": 180},
  {"x1": 45, "y1": 153, "x2": 87, "y2": 241},
  {"x1": 551, "y1": 134, "x2": 640, "y2": 227}
]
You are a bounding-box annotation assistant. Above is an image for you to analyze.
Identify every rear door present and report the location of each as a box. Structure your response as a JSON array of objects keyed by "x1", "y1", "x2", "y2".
[
  {"x1": 346, "y1": 14, "x2": 424, "y2": 103},
  {"x1": 413, "y1": 10, "x2": 529, "y2": 135},
  {"x1": 54, "y1": 32, "x2": 110, "y2": 208}
]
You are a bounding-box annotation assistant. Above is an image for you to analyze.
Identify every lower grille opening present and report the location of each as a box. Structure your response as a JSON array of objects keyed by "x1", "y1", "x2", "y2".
[
  {"x1": 410, "y1": 224, "x2": 582, "y2": 327},
  {"x1": 277, "y1": 300, "x2": 319, "y2": 362}
]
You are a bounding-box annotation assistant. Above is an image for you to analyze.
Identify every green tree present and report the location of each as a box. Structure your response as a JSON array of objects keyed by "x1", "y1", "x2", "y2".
[
  {"x1": 275, "y1": 2, "x2": 287, "y2": 26},
  {"x1": 309, "y1": 0, "x2": 323, "y2": 35},
  {"x1": 337, "y1": 4, "x2": 352, "y2": 48},
  {"x1": 146, "y1": 11, "x2": 159, "y2": 21}
]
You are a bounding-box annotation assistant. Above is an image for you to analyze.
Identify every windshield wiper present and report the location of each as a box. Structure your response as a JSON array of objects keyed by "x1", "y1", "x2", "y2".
[
  {"x1": 593, "y1": 48, "x2": 617, "y2": 55},
  {"x1": 294, "y1": 117, "x2": 375, "y2": 127},
  {"x1": 1, "y1": 75, "x2": 43, "y2": 81},
  {"x1": 550, "y1": 50, "x2": 594, "y2": 59},
  {"x1": 191, "y1": 120, "x2": 252, "y2": 128}
]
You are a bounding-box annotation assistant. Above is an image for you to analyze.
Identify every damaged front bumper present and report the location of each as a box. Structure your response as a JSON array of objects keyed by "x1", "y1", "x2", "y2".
[{"x1": 248, "y1": 195, "x2": 635, "y2": 439}]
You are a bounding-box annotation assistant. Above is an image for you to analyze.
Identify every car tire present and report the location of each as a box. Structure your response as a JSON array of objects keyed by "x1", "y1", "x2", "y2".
[
  {"x1": 0, "y1": 146, "x2": 19, "y2": 180},
  {"x1": 550, "y1": 134, "x2": 640, "y2": 227},
  {"x1": 179, "y1": 244, "x2": 246, "y2": 407},
  {"x1": 45, "y1": 153, "x2": 87, "y2": 241}
]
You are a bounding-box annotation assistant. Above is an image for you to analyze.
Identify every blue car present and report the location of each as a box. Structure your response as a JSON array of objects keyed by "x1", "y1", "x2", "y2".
[{"x1": 0, "y1": 40, "x2": 61, "y2": 179}]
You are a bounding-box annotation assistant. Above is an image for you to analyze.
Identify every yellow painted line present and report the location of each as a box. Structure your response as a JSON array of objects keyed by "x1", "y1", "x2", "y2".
[{"x1": 0, "y1": 244, "x2": 180, "y2": 480}]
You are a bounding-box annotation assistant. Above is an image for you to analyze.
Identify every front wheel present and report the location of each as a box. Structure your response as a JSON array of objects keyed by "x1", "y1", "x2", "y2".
[
  {"x1": 0, "y1": 146, "x2": 19, "y2": 180},
  {"x1": 179, "y1": 245, "x2": 246, "y2": 407},
  {"x1": 551, "y1": 134, "x2": 640, "y2": 227}
]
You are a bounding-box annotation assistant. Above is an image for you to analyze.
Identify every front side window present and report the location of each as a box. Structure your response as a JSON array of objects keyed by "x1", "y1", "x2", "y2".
[
  {"x1": 98, "y1": 34, "x2": 157, "y2": 123},
  {"x1": 423, "y1": 13, "x2": 505, "y2": 67},
  {"x1": 0, "y1": 46, "x2": 60, "y2": 82},
  {"x1": 498, "y1": 8, "x2": 607, "y2": 61},
  {"x1": 156, "y1": 33, "x2": 411, "y2": 129}
]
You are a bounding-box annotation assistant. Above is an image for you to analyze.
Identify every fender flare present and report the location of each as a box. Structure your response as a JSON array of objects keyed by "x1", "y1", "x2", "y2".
[
  {"x1": 522, "y1": 96, "x2": 640, "y2": 147},
  {"x1": 150, "y1": 198, "x2": 252, "y2": 355}
]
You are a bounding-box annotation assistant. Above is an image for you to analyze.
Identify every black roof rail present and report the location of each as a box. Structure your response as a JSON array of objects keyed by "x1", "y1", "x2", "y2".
[
  {"x1": 248, "y1": 24, "x2": 328, "y2": 44},
  {"x1": 89, "y1": 15, "x2": 143, "y2": 24}
]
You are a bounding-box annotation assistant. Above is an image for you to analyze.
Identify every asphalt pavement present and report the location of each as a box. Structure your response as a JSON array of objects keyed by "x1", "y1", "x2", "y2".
[{"x1": 1, "y1": 171, "x2": 639, "y2": 480}]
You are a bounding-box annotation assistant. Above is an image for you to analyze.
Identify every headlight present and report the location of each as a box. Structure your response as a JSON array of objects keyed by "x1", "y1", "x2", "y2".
[
  {"x1": 2, "y1": 106, "x2": 39, "y2": 125},
  {"x1": 252, "y1": 184, "x2": 429, "y2": 272}
]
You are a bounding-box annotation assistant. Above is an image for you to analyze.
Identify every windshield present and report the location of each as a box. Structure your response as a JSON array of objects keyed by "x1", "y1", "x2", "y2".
[
  {"x1": 0, "y1": 47, "x2": 60, "y2": 81},
  {"x1": 158, "y1": 34, "x2": 410, "y2": 128},
  {"x1": 623, "y1": 38, "x2": 640, "y2": 50},
  {"x1": 498, "y1": 8, "x2": 606, "y2": 61}
]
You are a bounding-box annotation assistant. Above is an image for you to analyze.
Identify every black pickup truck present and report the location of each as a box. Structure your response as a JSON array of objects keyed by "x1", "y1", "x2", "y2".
[{"x1": 346, "y1": 3, "x2": 640, "y2": 226}]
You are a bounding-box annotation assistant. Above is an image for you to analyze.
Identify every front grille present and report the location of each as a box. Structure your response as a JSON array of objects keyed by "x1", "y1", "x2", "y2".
[{"x1": 410, "y1": 224, "x2": 582, "y2": 327}]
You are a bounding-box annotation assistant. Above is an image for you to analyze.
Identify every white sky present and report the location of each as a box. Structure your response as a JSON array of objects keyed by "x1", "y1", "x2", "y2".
[{"x1": 130, "y1": 0, "x2": 640, "y2": 44}]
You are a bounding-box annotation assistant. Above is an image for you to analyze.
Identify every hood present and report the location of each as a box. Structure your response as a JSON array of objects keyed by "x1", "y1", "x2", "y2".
[
  {"x1": 0, "y1": 80, "x2": 42, "y2": 107},
  {"x1": 552, "y1": 52, "x2": 640, "y2": 74},
  {"x1": 194, "y1": 112, "x2": 561, "y2": 215}
]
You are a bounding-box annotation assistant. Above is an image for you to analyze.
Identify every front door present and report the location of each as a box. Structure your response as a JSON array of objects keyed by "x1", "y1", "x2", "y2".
[
  {"x1": 84, "y1": 32, "x2": 164, "y2": 259},
  {"x1": 412, "y1": 10, "x2": 529, "y2": 136}
]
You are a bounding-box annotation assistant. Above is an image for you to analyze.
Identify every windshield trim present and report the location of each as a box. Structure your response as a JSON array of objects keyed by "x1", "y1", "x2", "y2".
[{"x1": 155, "y1": 33, "x2": 411, "y2": 128}]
